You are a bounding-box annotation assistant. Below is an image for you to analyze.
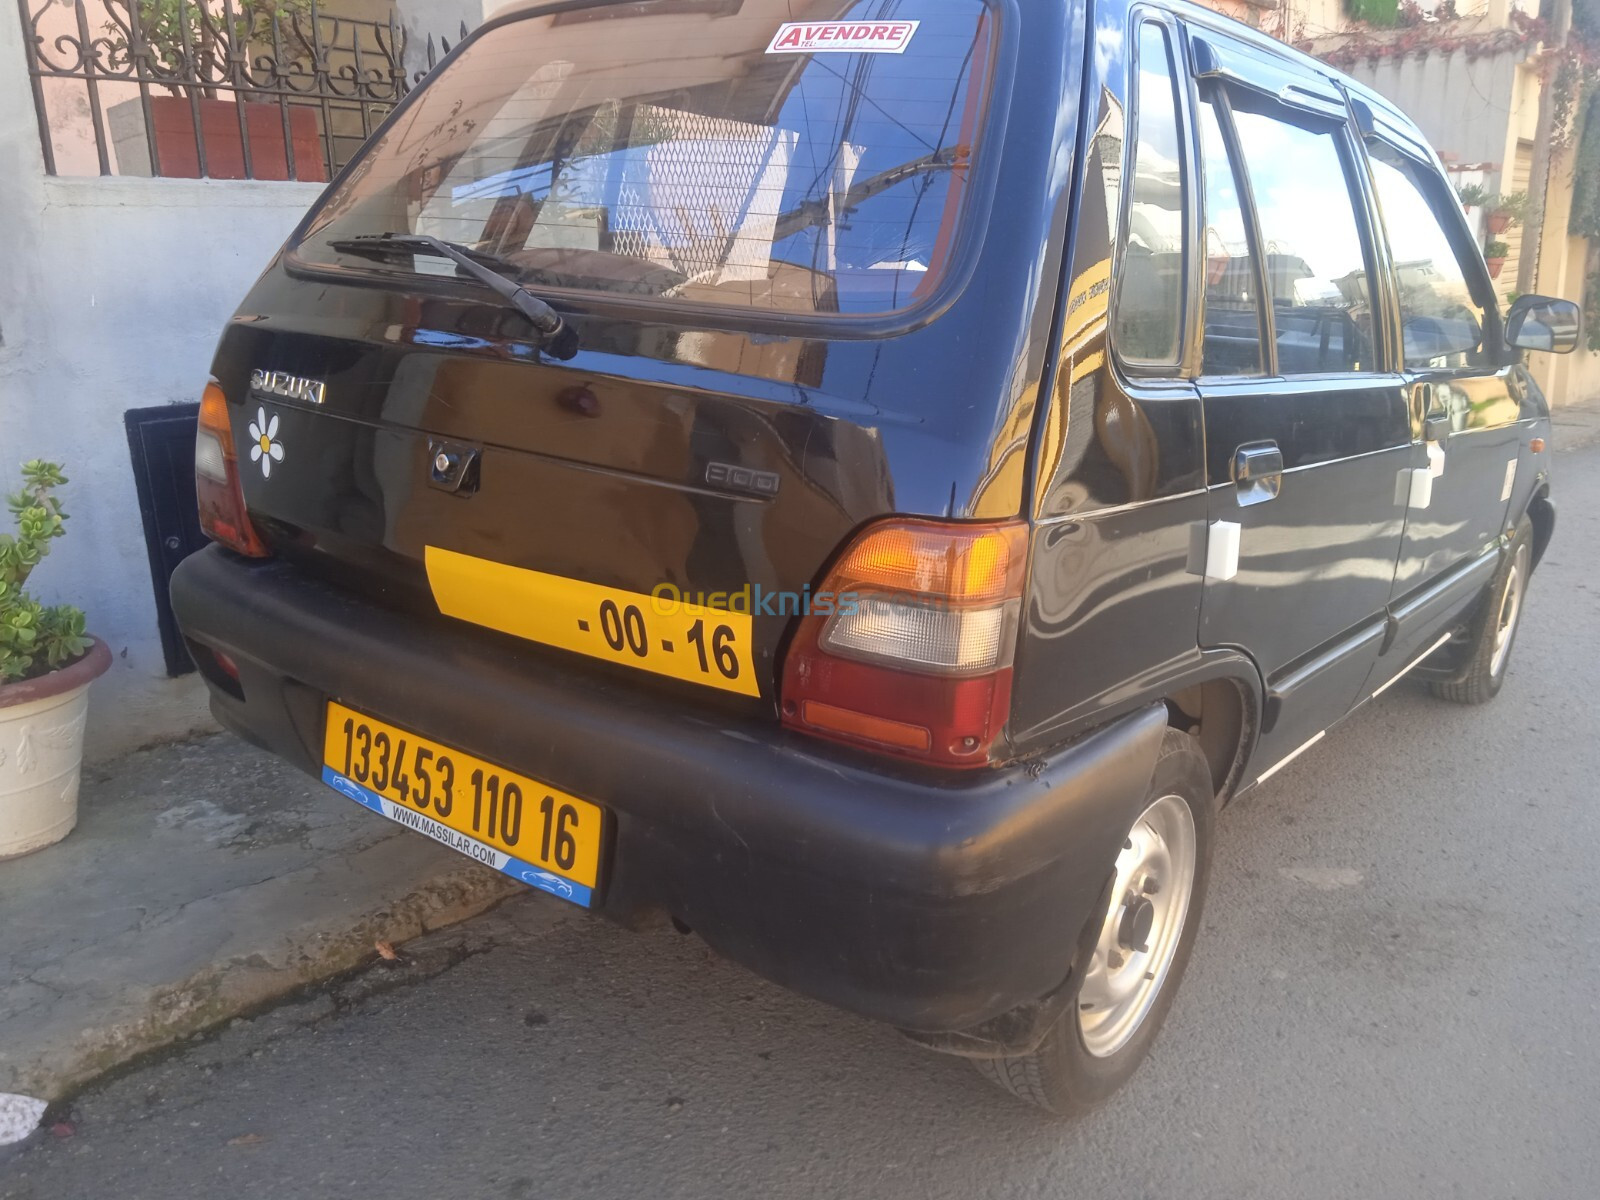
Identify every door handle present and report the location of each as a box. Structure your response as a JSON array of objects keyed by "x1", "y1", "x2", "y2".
[
  {"x1": 1232, "y1": 441, "x2": 1283, "y2": 506},
  {"x1": 1423, "y1": 412, "x2": 1450, "y2": 442}
]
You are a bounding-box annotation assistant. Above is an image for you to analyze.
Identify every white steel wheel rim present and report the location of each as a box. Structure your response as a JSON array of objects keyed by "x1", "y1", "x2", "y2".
[
  {"x1": 1076, "y1": 793, "x2": 1197, "y2": 1059},
  {"x1": 1490, "y1": 543, "x2": 1529, "y2": 679}
]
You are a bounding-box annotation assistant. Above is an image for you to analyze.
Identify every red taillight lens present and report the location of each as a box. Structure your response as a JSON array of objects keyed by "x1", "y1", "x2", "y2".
[
  {"x1": 196, "y1": 380, "x2": 270, "y2": 558},
  {"x1": 780, "y1": 519, "x2": 1028, "y2": 768}
]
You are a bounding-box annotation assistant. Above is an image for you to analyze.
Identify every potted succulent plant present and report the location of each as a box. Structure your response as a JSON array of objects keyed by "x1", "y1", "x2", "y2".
[
  {"x1": 1455, "y1": 182, "x2": 1492, "y2": 213},
  {"x1": 1484, "y1": 239, "x2": 1511, "y2": 279},
  {"x1": 1485, "y1": 192, "x2": 1526, "y2": 237},
  {"x1": 0, "y1": 462, "x2": 109, "y2": 859}
]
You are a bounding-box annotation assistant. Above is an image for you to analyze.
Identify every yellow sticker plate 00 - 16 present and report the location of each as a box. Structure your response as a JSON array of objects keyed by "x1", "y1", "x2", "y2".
[
  {"x1": 423, "y1": 546, "x2": 759, "y2": 697},
  {"x1": 321, "y1": 701, "x2": 603, "y2": 907}
]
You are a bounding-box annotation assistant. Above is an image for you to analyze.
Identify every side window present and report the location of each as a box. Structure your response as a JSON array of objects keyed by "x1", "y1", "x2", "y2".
[
  {"x1": 1365, "y1": 141, "x2": 1490, "y2": 370},
  {"x1": 1113, "y1": 23, "x2": 1187, "y2": 366},
  {"x1": 1229, "y1": 107, "x2": 1378, "y2": 375},
  {"x1": 1196, "y1": 97, "x2": 1263, "y2": 376}
]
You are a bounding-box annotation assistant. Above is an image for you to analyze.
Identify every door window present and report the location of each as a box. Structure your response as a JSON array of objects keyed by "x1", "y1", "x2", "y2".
[
  {"x1": 1113, "y1": 23, "x2": 1187, "y2": 366},
  {"x1": 1230, "y1": 107, "x2": 1377, "y2": 375},
  {"x1": 1196, "y1": 98, "x2": 1263, "y2": 376},
  {"x1": 1365, "y1": 141, "x2": 1490, "y2": 370}
]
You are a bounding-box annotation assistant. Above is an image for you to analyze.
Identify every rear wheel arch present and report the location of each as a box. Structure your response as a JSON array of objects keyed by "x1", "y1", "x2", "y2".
[{"x1": 1164, "y1": 663, "x2": 1261, "y2": 808}]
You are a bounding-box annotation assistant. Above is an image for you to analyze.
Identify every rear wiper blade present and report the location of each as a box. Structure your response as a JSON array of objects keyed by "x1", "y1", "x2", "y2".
[{"x1": 328, "y1": 233, "x2": 576, "y2": 358}]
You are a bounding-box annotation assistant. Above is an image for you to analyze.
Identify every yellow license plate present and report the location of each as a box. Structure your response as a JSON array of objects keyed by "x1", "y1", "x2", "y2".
[
  {"x1": 423, "y1": 546, "x2": 759, "y2": 697},
  {"x1": 321, "y1": 701, "x2": 603, "y2": 906}
]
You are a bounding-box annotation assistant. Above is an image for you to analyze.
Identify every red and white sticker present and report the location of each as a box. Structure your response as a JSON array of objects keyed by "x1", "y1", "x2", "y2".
[{"x1": 766, "y1": 20, "x2": 920, "y2": 54}]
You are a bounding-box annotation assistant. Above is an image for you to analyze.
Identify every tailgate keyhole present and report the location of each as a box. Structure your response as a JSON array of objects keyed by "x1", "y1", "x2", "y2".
[{"x1": 429, "y1": 440, "x2": 482, "y2": 496}]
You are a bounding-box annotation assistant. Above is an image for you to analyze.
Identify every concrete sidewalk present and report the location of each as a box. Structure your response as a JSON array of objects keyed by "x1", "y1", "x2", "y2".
[{"x1": 0, "y1": 734, "x2": 520, "y2": 1104}]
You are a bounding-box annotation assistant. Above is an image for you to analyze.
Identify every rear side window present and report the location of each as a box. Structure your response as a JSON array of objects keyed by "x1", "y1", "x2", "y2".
[
  {"x1": 1113, "y1": 23, "x2": 1187, "y2": 365},
  {"x1": 1196, "y1": 98, "x2": 1263, "y2": 376},
  {"x1": 1229, "y1": 108, "x2": 1377, "y2": 374},
  {"x1": 295, "y1": 1, "x2": 996, "y2": 318},
  {"x1": 1365, "y1": 141, "x2": 1489, "y2": 369}
]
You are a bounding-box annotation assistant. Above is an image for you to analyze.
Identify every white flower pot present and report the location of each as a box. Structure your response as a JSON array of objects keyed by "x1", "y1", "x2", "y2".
[{"x1": 0, "y1": 638, "x2": 110, "y2": 860}]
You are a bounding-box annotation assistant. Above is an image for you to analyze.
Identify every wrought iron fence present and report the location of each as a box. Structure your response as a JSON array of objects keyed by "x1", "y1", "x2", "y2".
[{"x1": 16, "y1": 0, "x2": 467, "y2": 180}]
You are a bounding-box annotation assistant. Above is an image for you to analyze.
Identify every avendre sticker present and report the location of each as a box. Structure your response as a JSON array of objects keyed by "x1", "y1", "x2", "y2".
[{"x1": 766, "y1": 20, "x2": 920, "y2": 54}]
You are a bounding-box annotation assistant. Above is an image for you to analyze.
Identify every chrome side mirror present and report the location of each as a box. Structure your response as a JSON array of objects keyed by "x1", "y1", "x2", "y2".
[{"x1": 1506, "y1": 294, "x2": 1582, "y2": 354}]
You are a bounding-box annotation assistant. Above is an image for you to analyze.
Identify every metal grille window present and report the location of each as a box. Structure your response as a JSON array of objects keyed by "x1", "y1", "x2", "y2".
[{"x1": 16, "y1": 0, "x2": 466, "y2": 180}]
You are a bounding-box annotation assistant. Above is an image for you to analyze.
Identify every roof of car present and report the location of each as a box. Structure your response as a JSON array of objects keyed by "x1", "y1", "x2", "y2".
[{"x1": 477, "y1": 0, "x2": 1429, "y2": 150}]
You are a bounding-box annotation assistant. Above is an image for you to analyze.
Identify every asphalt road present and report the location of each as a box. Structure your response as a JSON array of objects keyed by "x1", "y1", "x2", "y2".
[{"x1": 7, "y1": 443, "x2": 1600, "y2": 1200}]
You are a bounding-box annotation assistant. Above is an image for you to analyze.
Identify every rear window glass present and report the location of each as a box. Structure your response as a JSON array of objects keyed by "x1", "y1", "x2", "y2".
[{"x1": 295, "y1": 0, "x2": 996, "y2": 318}]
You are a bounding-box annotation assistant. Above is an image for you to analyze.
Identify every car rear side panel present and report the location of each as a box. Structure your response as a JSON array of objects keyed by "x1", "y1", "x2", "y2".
[{"x1": 216, "y1": 0, "x2": 1089, "y2": 710}]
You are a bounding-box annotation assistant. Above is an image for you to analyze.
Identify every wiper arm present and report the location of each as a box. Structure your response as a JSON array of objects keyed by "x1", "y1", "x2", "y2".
[{"x1": 328, "y1": 233, "x2": 576, "y2": 357}]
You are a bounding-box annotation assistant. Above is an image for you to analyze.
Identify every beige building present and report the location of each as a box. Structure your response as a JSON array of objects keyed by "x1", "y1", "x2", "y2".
[{"x1": 1200, "y1": 0, "x2": 1599, "y2": 406}]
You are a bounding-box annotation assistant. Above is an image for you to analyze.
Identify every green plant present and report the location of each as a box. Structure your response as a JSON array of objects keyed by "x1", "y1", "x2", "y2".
[
  {"x1": 1455, "y1": 182, "x2": 1493, "y2": 208},
  {"x1": 1490, "y1": 191, "x2": 1529, "y2": 223},
  {"x1": 0, "y1": 462, "x2": 91, "y2": 684},
  {"x1": 1484, "y1": 239, "x2": 1511, "y2": 259},
  {"x1": 1346, "y1": 0, "x2": 1401, "y2": 26}
]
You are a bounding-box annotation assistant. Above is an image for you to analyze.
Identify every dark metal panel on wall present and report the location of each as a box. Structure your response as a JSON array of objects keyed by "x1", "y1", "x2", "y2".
[{"x1": 124, "y1": 404, "x2": 205, "y2": 676}]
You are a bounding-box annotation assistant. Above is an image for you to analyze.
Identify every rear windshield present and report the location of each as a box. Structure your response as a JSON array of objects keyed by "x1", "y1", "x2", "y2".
[{"x1": 294, "y1": 0, "x2": 996, "y2": 318}]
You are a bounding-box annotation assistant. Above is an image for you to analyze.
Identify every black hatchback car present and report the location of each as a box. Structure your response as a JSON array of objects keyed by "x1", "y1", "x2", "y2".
[{"x1": 173, "y1": 0, "x2": 1581, "y2": 1113}]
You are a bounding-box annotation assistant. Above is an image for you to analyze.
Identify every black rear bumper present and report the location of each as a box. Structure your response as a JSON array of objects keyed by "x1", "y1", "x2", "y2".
[{"x1": 171, "y1": 547, "x2": 1167, "y2": 1034}]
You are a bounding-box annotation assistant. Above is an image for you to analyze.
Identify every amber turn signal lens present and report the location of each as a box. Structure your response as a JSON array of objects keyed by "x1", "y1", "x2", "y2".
[{"x1": 829, "y1": 519, "x2": 1028, "y2": 605}]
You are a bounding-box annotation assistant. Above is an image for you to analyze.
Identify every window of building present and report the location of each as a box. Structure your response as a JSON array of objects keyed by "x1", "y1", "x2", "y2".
[{"x1": 1113, "y1": 22, "x2": 1187, "y2": 366}]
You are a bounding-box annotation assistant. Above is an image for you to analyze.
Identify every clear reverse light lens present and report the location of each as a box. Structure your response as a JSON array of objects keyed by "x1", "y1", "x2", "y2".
[
  {"x1": 820, "y1": 597, "x2": 1010, "y2": 674},
  {"x1": 194, "y1": 430, "x2": 228, "y2": 483}
]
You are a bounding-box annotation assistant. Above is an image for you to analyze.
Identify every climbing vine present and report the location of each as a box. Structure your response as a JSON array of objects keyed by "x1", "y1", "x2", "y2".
[
  {"x1": 1570, "y1": 89, "x2": 1600, "y2": 348},
  {"x1": 1559, "y1": 0, "x2": 1600, "y2": 348},
  {"x1": 1308, "y1": 11, "x2": 1534, "y2": 70}
]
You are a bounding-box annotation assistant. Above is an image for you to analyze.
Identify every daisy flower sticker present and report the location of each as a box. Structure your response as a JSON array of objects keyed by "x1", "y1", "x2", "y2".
[{"x1": 248, "y1": 406, "x2": 284, "y2": 478}]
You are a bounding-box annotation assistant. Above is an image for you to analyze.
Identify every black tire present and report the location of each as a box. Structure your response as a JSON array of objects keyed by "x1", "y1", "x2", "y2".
[
  {"x1": 973, "y1": 729, "x2": 1215, "y2": 1115},
  {"x1": 1430, "y1": 516, "x2": 1533, "y2": 705}
]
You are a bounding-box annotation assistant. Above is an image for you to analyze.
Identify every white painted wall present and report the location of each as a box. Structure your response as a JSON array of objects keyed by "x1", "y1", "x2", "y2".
[
  {"x1": 1343, "y1": 45, "x2": 1522, "y2": 172},
  {"x1": 0, "y1": 14, "x2": 324, "y2": 759}
]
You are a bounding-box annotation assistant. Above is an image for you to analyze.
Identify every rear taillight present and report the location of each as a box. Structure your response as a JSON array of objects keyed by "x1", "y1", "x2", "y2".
[
  {"x1": 196, "y1": 380, "x2": 270, "y2": 558},
  {"x1": 780, "y1": 518, "x2": 1028, "y2": 768}
]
